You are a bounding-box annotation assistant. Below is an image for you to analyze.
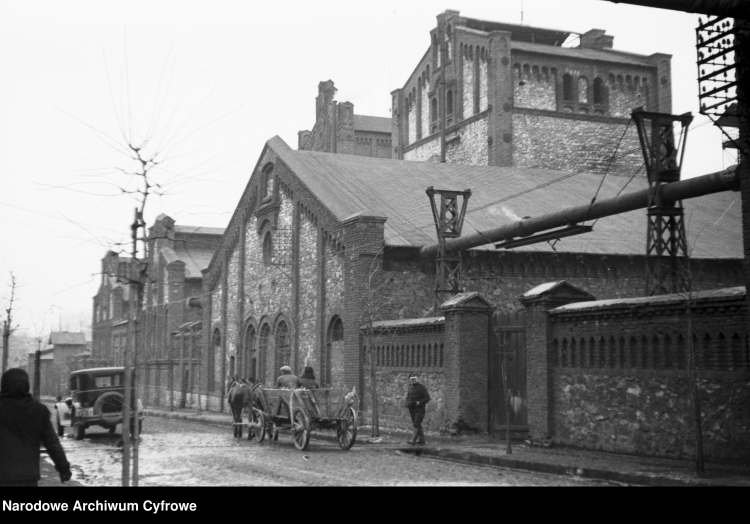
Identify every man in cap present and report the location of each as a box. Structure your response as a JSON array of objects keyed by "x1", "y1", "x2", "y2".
[
  {"x1": 405, "y1": 372, "x2": 430, "y2": 445},
  {"x1": 276, "y1": 365, "x2": 300, "y2": 389},
  {"x1": 0, "y1": 368, "x2": 72, "y2": 486}
]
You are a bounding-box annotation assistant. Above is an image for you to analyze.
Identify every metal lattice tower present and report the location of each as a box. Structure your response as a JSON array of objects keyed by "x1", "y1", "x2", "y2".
[
  {"x1": 426, "y1": 187, "x2": 471, "y2": 308},
  {"x1": 632, "y1": 109, "x2": 693, "y2": 296}
]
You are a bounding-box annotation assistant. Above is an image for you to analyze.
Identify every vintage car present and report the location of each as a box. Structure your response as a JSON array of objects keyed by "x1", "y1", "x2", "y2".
[{"x1": 64, "y1": 367, "x2": 144, "y2": 440}]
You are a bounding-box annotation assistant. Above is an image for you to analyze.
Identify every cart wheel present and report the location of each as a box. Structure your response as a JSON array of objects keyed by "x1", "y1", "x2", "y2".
[
  {"x1": 74, "y1": 423, "x2": 85, "y2": 440},
  {"x1": 292, "y1": 408, "x2": 310, "y2": 451},
  {"x1": 337, "y1": 407, "x2": 357, "y2": 450},
  {"x1": 250, "y1": 409, "x2": 266, "y2": 442}
]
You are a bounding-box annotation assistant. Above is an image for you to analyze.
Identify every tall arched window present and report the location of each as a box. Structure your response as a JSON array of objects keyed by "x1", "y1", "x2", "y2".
[
  {"x1": 593, "y1": 77, "x2": 606, "y2": 105},
  {"x1": 275, "y1": 321, "x2": 290, "y2": 370},
  {"x1": 562, "y1": 74, "x2": 574, "y2": 101},
  {"x1": 244, "y1": 324, "x2": 257, "y2": 381},
  {"x1": 325, "y1": 316, "x2": 344, "y2": 387},
  {"x1": 259, "y1": 323, "x2": 271, "y2": 384},
  {"x1": 262, "y1": 231, "x2": 273, "y2": 265},
  {"x1": 260, "y1": 163, "x2": 273, "y2": 200},
  {"x1": 210, "y1": 328, "x2": 221, "y2": 391},
  {"x1": 447, "y1": 90, "x2": 453, "y2": 115},
  {"x1": 430, "y1": 97, "x2": 437, "y2": 123}
]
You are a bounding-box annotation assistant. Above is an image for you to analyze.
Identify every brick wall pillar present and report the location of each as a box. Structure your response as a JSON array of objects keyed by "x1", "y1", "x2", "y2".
[
  {"x1": 166, "y1": 261, "x2": 186, "y2": 358},
  {"x1": 440, "y1": 292, "x2": 494, "y2": 433},
  {"x1": 519, "y1": 281, "x2": 595, "y2": 440},
  {"x1": 342, "y1": 214, "x2": 387, "y2": 407},
  {"x1": 488, "y1": 30, "x2": 513, "y2": 167}
]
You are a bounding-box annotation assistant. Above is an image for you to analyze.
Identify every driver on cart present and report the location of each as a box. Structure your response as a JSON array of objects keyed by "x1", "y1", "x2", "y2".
[{"x1": 276, "y1": 366, "x2": 300, "y2": 389}]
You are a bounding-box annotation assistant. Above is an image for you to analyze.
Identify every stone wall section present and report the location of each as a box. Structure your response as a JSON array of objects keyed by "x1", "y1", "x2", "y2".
[
  {"x1": 445, "y1": 116, "x2": 488, "y2": 165},
  {"x1": 543, "y1": 287, "x2": 750, "y2": 460},
  {"x1": 463, "y1": 51, "x2": 473, "y2": 117},
  {"x1": 403, "y1": 137, "x2": 441, "y2": 162},
  {"x1": 512, "y1": 112, "x2": 642, "y2": 177},
  {"x1": 514, "y1": 64, "x2": 557, "y2": 111},
  {"x1": 479, "y1": 57, "x2": 488, "y2": 112},
  {"x1": 379, "y1": 249, "x2": 742, "y2": 318},
  {"x1": 608, "y1": 75, "x2": 650, "y2": 118},
  {"x1": 297, "y1": 210, "x2": 319, "y2": 370},
  {"x1": 226, "y1": 246, "x2": 240, "y2": 354},
  {"x1": 421, "y1": 79, "x2": 430, "y2": 138},
  {"x1": 408, "y1": 103, "x2": 417, "y2": 144}
]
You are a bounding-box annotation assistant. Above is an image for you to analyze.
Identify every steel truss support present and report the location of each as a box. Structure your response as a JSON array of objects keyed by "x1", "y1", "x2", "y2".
[
  {"x1": 632, "y1": 109, "x2": 693, "y2": 295},
  {"x1": 426, "y1": 186, "x2": 471, "y2": 307}
]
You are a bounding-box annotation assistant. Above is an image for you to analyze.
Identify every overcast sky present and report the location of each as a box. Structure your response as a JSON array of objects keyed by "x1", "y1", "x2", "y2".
[{"x1": 0, "y1": 0, "x2": 737, "y2": 338}]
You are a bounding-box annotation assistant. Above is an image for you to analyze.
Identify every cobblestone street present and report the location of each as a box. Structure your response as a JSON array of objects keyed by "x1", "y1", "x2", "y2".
[{"x1": 51, "y1": 415, "x2": 615, "y2": 486}]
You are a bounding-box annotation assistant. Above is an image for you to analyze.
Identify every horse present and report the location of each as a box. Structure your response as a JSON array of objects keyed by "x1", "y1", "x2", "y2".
[{"x1": 227, "y1": 379, "x2": 255, "y2": 439}]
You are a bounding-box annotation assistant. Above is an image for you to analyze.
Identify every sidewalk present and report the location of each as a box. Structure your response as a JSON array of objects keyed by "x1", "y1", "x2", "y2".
[{"x1": 140, "y1": 404, "x2": 750, "y2": 486}]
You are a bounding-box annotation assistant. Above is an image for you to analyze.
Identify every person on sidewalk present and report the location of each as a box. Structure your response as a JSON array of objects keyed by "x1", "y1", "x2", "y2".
[
  {"x1": 298, "y1": 366, "x2": 320, "y2": 389},
  {"x1": 0, "y1": 368, "x2": 73, "y2": 486},
  {"x1": 276, "y1": 366, "x2": 300, "y2": 389},
  {"x1": 405, "y1": 372, "x2": 430, "y2": 445}
]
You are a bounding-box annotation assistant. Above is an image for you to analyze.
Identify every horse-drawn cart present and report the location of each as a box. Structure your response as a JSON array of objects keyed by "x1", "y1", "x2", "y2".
[{"x1": 249, "y1": 386, "x2": 359, "y2": 451}]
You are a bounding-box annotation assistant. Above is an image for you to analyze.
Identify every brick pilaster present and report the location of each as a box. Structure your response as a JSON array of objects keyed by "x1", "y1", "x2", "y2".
[
  {"x1": 440, "y1": 292, "x2": 494, "y2": 433},
  {"x1": 519, "y1": 281, "x2": 596, "y2": 439}
]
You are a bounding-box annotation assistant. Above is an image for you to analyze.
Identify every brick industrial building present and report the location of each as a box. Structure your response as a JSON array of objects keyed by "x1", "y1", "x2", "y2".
[
  {"x1": 199, "y1": 135, "x2": 742, "y2": 433},
  {"x1": 298, "y1": 80, "x2": 392, "y2": 158},
  {"x1": 91, "y1": 215, "x2": 223, "y2": 407},
  {"x1": 391, "y1": 10, "x2": 667, "y2": 176}
]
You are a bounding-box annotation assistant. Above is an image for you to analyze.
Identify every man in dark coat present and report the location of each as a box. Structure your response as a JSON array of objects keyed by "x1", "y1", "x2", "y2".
[
  {"x1": 298, "y1": 366, "x2": 320, "y2": 389},
  {"x1": 0, "y1": 368, "x2": 72, "y2": 486},
  {"x1": 276, "y1": 365, "x2": 300, "y2": 389},
  {"x1": 405, "y1": 372, "x2": 430, "y2": 445}
]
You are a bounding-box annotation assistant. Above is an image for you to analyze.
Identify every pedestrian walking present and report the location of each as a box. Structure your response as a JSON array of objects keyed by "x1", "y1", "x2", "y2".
[
  {"x1": 0, "y1": 368, "x2": 72, "y2": 486},
  {"x1": 405, "y1": 372, "x2": 430, "y2": 445}
]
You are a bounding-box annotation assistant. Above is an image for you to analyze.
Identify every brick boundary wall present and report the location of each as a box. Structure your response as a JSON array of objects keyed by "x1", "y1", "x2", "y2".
[{"x1": 528, "y1": 284, "x2": 750, "y2": 461}]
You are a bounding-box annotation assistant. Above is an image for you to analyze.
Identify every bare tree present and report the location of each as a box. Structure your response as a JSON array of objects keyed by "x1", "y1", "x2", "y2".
[
  {"x1": 2, "y1": 272, "x2": 19, "y2": 374},
  {"x1": 359, "y1": 244, "x2": 395, "y2": 438}
]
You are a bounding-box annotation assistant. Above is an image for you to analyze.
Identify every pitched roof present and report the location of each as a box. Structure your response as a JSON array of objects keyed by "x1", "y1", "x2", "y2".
[
  {"x1": 353, "y1": 114, "x2": 391, "y2": 134},
  {"x1": 268, "y1": 136, "x2": 742, "y2": 259},
  {"x1": 174, "y1": 225, "x2": 226, "y2": 236},
  {"x1": 49, "y1": 332, "x2": 86, "y2": 345}
]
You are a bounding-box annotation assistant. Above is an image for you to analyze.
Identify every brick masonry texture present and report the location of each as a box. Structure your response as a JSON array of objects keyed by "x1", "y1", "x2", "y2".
[
  {"x1": 298, "y1": 211, "x2": 319, "y2": 370},
  {"x1": 404, "y1": 136, "x2": 441, "y2": 162},
  {"x1": 445, "y1": 116, "x2": 488, "y2": 165},
  {"x1": 512, "y1": 112, "x2": 642, "y2": 177}
]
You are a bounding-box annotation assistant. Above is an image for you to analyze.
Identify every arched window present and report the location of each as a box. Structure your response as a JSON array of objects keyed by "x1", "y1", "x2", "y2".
[
  {"x1": 446, "y1": 24, "x2": 452, "y2": 61},
  {"x1": 262, "y1": 231, "x2": 273, "y2": 265},
  {"x1": 447, "y1": 90, "x2": 453, "y2": 115},
  {"x1": 244, "y1": 324, "x2": 257, "y2": 381},
  {"x1": 275, "y1": 320, "x2": 290, "y2": 370},
  {"x1": 259, "y1": 323, "x2": 271, "y2": 383},
  {"x1": 593, "y1": 77, "x2": 606, "y2": 104},
  {"x1": 260, "y1": 163, "x2": 273, "y2": 200},
  {"x1": 210, "y1": 327, "x2": 221, "y2": 391},
  {"x1": 325, "y1": 316, "x2": 344, "y2": 387},
  {"x1": 563, "y1": 74, "x2": 574, "y2": 101},
  {"x1": 430, "y1": 97, "x2": 437, "y2": 123}
]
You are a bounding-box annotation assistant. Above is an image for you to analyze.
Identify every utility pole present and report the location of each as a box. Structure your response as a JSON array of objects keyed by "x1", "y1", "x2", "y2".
[{"x1": 2, "y1": 273, "x2": 17, "y2": 374}]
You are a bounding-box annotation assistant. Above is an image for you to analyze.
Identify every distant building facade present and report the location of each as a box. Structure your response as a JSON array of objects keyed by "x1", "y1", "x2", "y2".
[
  {"x1": 391, "y1": 10, "x2": 670, "y2": 175},
  {"x1": 298, "y1": 80, "x2": 392, "y2": 159},
  {"x1": 27, "y1": 332, "x2": 87, "y2": 397}
]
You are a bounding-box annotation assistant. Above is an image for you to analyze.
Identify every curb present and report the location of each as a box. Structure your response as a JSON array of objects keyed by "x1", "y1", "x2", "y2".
[{"x1": 417, "y1": 447, "x2": 712, "y2": 487}]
